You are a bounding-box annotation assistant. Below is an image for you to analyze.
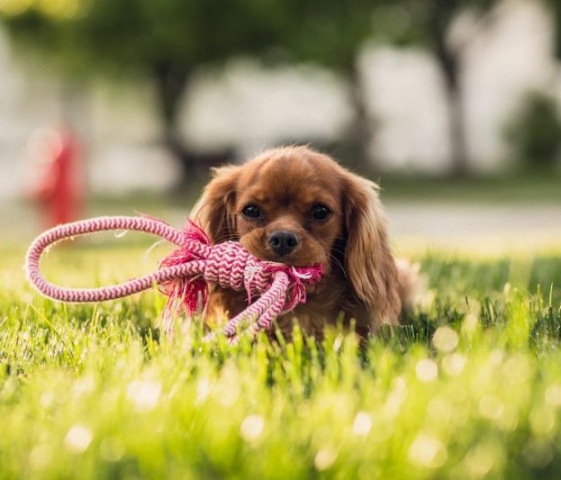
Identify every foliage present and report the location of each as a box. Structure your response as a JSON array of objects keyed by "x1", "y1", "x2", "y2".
[
  {"x1": 375, "y1": 0, "x2": 499, "y2": 46},
  {"x1": 269, "y1": 0, "x2": 383, "y2": 71},
  {"x1": 2, "y1": 242, "x2": 561, "y2": 478},
  {"x1": 0, "y1": 0, "x2": 278, "y2": 72},
  {"x1": 504, "y1": 90, "x2": 561, "y2": 171}
]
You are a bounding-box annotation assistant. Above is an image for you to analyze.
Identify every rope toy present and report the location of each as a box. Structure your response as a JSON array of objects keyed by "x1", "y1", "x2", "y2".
[{"x1": 25, "y1": 215, "x2": 324, "y2": 341}]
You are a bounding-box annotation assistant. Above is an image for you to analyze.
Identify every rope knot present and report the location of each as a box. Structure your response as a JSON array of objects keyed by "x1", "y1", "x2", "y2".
[{"x1": 160, "y1": 222, "x2": 324, "y2": 317}]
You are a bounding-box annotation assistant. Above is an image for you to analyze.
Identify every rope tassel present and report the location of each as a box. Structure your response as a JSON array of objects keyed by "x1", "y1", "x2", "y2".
[{"x1": 24, "y1": 215, "x2": 324, "y2": 341}]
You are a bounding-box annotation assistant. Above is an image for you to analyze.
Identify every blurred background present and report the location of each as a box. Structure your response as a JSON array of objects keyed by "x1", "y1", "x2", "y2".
[{"x1": 0, "y1": 0, "x2": 560, "y2": 251}]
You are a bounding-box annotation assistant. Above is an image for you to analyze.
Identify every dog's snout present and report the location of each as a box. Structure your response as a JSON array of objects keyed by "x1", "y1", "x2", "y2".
[{"x1": 268, "y1": 230, "x2": 300, "y2": 257}]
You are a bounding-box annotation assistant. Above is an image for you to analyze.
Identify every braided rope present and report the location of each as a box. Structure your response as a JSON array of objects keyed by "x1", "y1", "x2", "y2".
[{"x1": 25, "y1": 215, "x2": 324, "y2": 340}]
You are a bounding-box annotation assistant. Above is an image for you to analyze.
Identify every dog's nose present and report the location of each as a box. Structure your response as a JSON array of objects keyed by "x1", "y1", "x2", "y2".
[{"x1": 268, "y1": 230, "x2": 300, "y2": 257}]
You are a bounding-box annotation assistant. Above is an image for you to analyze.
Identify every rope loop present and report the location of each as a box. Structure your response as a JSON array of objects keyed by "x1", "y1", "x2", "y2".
[{"x1": 25, "y1": 215, "x2": 324, "y2": 340}]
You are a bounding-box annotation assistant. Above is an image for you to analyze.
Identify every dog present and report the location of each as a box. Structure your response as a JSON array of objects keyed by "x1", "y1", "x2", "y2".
[{"x1": 192, "y1": 146, "x2": 415, "y2": 341}]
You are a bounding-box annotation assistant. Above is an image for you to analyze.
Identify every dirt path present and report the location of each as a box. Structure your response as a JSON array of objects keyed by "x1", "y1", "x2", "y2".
[{"x1": 386, "y1": 202, "x2": 561, "y2": 253}]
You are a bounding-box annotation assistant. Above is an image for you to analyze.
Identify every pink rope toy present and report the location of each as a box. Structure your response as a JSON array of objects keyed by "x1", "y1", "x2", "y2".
[{"x1": 25, "y1": 215, "x2": 324, "y2": 341}]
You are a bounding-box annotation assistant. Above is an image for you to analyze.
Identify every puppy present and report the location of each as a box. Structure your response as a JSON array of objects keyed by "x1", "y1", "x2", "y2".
[{"x1": 192, "y1": 146, "x2": 410, "y2": 341}]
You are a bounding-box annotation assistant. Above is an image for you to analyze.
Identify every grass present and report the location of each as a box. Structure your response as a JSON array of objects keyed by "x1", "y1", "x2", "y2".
[
  {"x1": 377, "y1": 172, "x2": 561, "y2": 204},
  {"x1": 2, "y1": 240, "x2": 561, "y2": 479},
  {"x1": 85, "y1": 169, "x2": 561, "y2": 212}
]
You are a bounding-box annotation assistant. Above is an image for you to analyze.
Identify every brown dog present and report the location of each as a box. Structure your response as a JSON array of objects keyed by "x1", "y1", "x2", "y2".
[{"x1": 192, "y1": 146, "x2": 412, "y2": 341}]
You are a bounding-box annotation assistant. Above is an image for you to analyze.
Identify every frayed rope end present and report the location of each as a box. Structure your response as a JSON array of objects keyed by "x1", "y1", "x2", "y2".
[{"x1": 159, "y1": 220, "x2": 210, "y2": 320}]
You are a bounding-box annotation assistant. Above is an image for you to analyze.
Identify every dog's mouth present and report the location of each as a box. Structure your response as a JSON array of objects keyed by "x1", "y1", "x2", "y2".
[
  {"x1": 256, "y1": 250, "x2": 302, "y2": 266},
  {"x1": 250, "y1": 248, "x2": 329, "y2": 271}
]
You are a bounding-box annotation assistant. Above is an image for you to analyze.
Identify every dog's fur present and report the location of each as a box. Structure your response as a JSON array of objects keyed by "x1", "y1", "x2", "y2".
[{"x1": 192, "y1": 146, "x2": 411, "y2": 340}]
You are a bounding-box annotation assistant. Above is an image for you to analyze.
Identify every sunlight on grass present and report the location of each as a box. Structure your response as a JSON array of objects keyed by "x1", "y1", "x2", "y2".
[
  {"x1": 1, "y1": 242, "x2": 561, "y2": 478},
  {"x1": 394, "y1": 230, "x2": 561, "y2": 260}
]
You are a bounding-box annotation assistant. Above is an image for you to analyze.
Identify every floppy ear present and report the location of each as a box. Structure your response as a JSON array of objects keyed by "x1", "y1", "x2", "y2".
[
  {"x1": 343, "y1": 173, "x2": 401, "y2": 326},
  {"x1": 191, "y1": 165, "x2": 240, "y2": 244}
]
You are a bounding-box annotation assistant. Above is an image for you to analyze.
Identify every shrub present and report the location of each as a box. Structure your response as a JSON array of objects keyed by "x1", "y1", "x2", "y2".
[{"x1": 504, "y1": 90, "x2": 561, "y2": 171}]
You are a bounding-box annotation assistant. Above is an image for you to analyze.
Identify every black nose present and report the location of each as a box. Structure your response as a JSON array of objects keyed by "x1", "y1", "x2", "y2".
[{"x1": 268, "y1": 230, "x2": 300, "y2": 257}]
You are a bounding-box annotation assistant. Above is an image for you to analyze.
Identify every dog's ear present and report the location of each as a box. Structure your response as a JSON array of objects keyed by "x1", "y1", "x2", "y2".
[
  {"x1": 191, "y1": 165, "x2": 240, "y2": 244},
  {"x1": 343, "y1": 173, "x2": 401, "y2": 326}
]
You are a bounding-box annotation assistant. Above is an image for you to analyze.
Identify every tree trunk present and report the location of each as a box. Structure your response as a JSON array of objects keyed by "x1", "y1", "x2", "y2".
[
  {"x1": 344, "y1": 61, "x2": 376, "y2": 173},
  {"x1": 152, "y1": 64, "x2": 200, "y2": 181},
  {"x1": 429, "y1": 0, "x2": 470, "y2": 177},
  {"x1": 439, "y1": 51, "x2": 469, "y2": 177},
  {"x1": 152, "y1": 64, "x2": 234, "y2": 184}
]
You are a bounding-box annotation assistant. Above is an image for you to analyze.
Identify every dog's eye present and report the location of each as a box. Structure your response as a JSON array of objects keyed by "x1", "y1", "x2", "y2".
[
  {"x1": 310, "y1": 204, "x2": 332, "y2": 221},
  {"x1": 242, "y1": 204, "x2": 263, "y2": 219}
]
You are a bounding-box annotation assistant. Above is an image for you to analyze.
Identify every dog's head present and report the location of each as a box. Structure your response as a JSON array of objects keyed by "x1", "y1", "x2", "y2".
[{"x1": 193, "y1": 146, "x2": 398, "y2": 311}]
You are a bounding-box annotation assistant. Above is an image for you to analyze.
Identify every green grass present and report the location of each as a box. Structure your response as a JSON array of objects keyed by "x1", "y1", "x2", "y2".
[
  {"x1": 85, "y1": 170, "x2": 561, "y2": 211},
  {"x1": 377, "y1": 172, "x2": 561, "y2": 204},
  {"x1": 2, "y1": 242, "x2": 561, "y2": 479}
]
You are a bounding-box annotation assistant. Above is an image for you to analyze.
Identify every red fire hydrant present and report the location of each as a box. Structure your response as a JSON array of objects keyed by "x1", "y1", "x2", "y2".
[{"x1": 29, "y1": 127, "x2": 84, "y2": 229}]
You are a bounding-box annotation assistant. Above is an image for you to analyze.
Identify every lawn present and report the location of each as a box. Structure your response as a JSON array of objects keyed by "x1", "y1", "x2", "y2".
[{"x1": 1, "y1": 237, "x2": 561, "y2": 479}]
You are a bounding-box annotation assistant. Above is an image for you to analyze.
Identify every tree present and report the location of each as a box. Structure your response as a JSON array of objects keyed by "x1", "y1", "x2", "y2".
[
  {"x1": 0, "y1": 0, "x2": 284, "y2": 179},
  {"x1": 545, "y1": 0, "x2": 561, "y2": 58},
  {"x1": 268, "y1": 0, "x2": 387, "y2": 171},
  {"x1": 2, "y1": 0, "x2": 389, "y2": 176},
  {"x1": 504, "y1": 90, "x2": 561, "y2": 171},
  {"x1": 378, "y1": 0, "x2": 500, "y2": 176}
]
